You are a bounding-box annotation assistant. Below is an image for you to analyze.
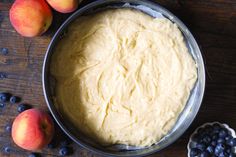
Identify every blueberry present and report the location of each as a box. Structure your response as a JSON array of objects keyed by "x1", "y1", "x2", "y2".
[
  {"x1": 61, "y1": 140, "x2": 71, "y2": 147},
  {"x1": 47, "y1": 142, "x2": 55, "y2": 149},
  {"x1": 213, "y1": 123, "x2": 221, "y2": 129},
  {"x1": 1, "y1": 48, "x2": 8, "y2": 55},
  {"x1": 3, "y1": 146, "x2": 10, "y2": 153},
  {"x1": 0, "y1": 103, "x2": 5, "y2": 108},
  {"x1": 198, "y1": 128, "x2": 205, "y2": 134},
  {"x1": 219, "y1": 151, "x2": 228, "y2": 157},
  {"x1": 10, "y1": 96, "x2": 21, "y2": 104},
  {"x1": 28, "y1": 153, "x2": 40, "y2": 157},
  {"x1": 228, "y1": 138, "x2": 236, "y2": 146},
  {"x1": 17, "y1": 104, "x2": 31, "y2": 113},
  {"x1": 202, "y1": 135, "x2": 212, "y2": 144},
  {"x1": 215, "y1": 143, "x2": 226, "y2": 155},
  {"x1": 206, "y1": 145, "x2": 214, "y2": 154},
  {"x1": 218, "y1": 138, "x2": 226, "y2": 144},
  {"x1": 59, "y1": 147, "x2": 69, "y2": 156},
  {"x1": 0, "y1": 93, "x2": 11, "y2": 102},
  {"x1": 5, "y1": 124, "x2": 11, "y2": 132},
  {"x1": 229, "y1": 153, "x2": 236, "y2": 157},
  {"x1": 196, "y1": 143, "x2": 207, "y2": 151},
  {"x1": 219, "y1": 129, "x2": 228, "y2": 138},
  {"x1": 209, "y1": 131, "x2": 215, "y2": 137},
  {"x1": 226, "y1": 148, "x2": 232, "y2": 154},
  {"x1": 211, "y1": 140, "x2": 217, "y2": 147},
  {"x1": 28, "y1": 154, "x2": 36, "y2": 157},
  {"x1": 215, "y1": 148, "x2": 221, "y2": 156},
  {"x1": 0, "y1": 72, "x2": 6, "y2": 79},
  {"x1": 205, "y1": 125, "x2": 213, "y2": 134},
  {"x1": 197, "y1": 134, "x2": 205, "y2": 142},
  {"x1": 192, "y1": 133, "x2": 200, "y2": 142},
  {"x1": 213, "y1": 123, "x2": 221, "y2": 130},
  {"x1": 212, "y1": 134, "x2": 219, "y2": 140},
  {"x1": 200, "y1": 151, "x2": 209, "y2": 157},
  {"x1": 190, "y1": 148, "x2": 200, "y2": 157},
  {"x1": 228, "y1": 130, "x2": 233, "y2": 136},
  {"x1": 225, "y1": 136, "x2": 233, "y2": 141}
]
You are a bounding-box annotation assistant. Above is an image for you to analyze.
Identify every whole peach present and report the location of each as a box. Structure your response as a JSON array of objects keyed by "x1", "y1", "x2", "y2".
[
  {"x1": 10, "y1": 0, "x2": 52, "y2": 37},
  {"x1": 46, "y1": 0, "x2": 80, "y2": 13},
  {"x1": 12, "y1": 109, "x2": 54, "y2": 151}
]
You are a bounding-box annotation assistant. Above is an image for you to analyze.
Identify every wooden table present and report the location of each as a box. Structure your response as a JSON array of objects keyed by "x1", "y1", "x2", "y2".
[{"x1": 0, "y1": 0, "x2": 236, "y2": 156}]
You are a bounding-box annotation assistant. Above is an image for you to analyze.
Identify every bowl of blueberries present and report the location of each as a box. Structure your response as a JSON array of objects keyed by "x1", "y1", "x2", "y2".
[{"x1": 188, "y1": 122, "x2": 236, "y2": 157}]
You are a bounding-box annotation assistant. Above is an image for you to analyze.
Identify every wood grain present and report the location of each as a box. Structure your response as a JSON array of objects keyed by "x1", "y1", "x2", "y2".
[{"x1": 0, "y1": 0, "x2": 236, "y2": 156}]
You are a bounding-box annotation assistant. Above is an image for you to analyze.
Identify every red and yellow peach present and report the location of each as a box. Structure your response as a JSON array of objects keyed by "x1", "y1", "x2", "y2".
[
  {"x1": 12, "y1": 109, "x2": 54, "y2": 151},
  {"x1": 9, "y1": 0, "x2": 52, "y2": 37},
  {"x1": 46, "y1": 0, "x2": 79, "y2": 13}
]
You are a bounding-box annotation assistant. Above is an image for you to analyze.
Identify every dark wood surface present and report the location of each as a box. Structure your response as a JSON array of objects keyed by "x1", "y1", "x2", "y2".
[{"x1": 0, "y1": 0, "x2": 236, "y2": 156}]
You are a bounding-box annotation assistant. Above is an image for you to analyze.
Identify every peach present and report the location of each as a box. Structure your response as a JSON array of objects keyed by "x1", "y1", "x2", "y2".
[
  {"x1": 46, "y1": 0, "x2": 79, "y2": 13},
  {"x1": 9, "y1": 0, "x2": 52, "y2": 37},
  {"x1": 12, "y1": 109, "x2": 54, "y2": 151}
]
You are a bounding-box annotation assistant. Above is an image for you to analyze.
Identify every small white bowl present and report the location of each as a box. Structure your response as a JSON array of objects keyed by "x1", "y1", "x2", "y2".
[{"x1": 187, "y1": 122, "x2": 236, "y2": 157}]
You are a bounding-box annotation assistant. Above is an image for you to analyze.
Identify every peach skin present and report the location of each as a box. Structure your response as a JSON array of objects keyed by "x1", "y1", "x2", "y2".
[
  {"x1": 46, "y1": 0, "x2": 80, "y2": 13},
  {"x1": 12, "y1": 109, "x2": 54, "y2": 151},
  {"x1": 10, "y1": 0, "x2": 52, "y2": 37}
]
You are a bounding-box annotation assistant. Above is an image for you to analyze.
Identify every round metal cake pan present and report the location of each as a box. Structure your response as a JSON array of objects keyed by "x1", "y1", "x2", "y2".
[{"x1": 42, "y1": 0, "x2": 206, "y2": 156}]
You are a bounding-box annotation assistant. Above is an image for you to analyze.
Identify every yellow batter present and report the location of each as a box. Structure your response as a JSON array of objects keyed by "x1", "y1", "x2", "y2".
[{"x1": 51, "y1": 9, "x2": 197, "y2": 147}]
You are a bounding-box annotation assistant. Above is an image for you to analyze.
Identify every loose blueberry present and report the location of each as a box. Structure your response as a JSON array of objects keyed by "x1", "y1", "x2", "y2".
[
  {"x1": 206, "y1": 145, "x2": 214, "y2": 154},
  {"x1": 59, "y1": 147, "x2": 69, "y2": 156},
  {"x1": 219, "y1": 151, "x2": 228, "y2": 157},
  {"x1": 228, "y1": 138, "x2": 236, "y2": 147},
  {"x1": 1, "y1": 48, "x2": 8, "y2": 55},
  {"x1": 219, "y1": 129, "x2": 228, "y2": 138},
  {"x1": 61, "y1": 140, "x2": 71, "y2": 147},
  {"x1": 0, "y1": 93, "x2": 11, "y2": 102},
  {"x1": 200, "y1": 151, "x2": 209, "y2": 157},
  {"x1": 3, "y1": 146, "x2": 10, "y2": 153},
  {"x1": 0, "y1": 103, "x2": 5, "y2": 108},
  {"x1": 5, "y1": 124, "x2": 11, "y2": 132},
  {"x1": 0, "y1": 72, "x2": 6, "y2": 79},
  {"x1": 28, "y1": 153, "x2": 40, "y2": 157},
  {"x1": 196, "y1": 143, "x2": 207, "y2": 151},
  {"x1": 10, "y1": 96, "x2": 21, "y2": 104},
  {"x1": 17, "y1": 104, "x2": 31, "y2": 113},
  {"x1": 47, "y1": 142, "x2": 55, "y2": 149},
  {"x1": 218, "y1": 138, "x2": 226, "y2": 144}
]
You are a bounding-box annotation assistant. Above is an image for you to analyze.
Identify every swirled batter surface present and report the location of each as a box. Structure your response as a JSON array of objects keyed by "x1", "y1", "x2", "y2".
[{"x1": 51, "y1": 9, "x2": 197, "y2": 146}]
